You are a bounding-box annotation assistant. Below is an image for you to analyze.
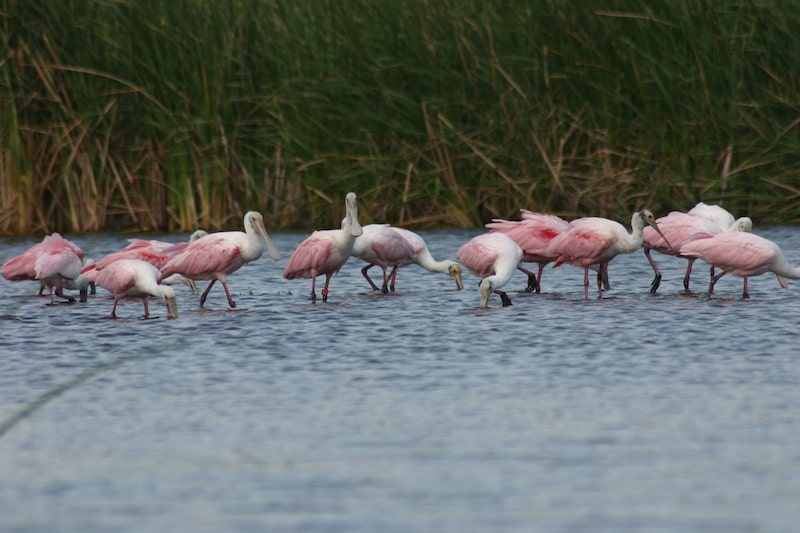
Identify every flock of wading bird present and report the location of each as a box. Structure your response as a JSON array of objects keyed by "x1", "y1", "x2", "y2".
[{"x1": 3, "y1": 192, "x2": 800, "y2": 317}]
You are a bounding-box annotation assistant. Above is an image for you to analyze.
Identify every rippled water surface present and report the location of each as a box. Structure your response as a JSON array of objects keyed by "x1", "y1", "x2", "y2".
[{"x1": 1, "y1": 227, "x2": 799, "y2": 532}]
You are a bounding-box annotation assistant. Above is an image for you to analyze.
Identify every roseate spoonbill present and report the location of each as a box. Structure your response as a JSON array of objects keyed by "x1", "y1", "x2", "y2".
[
  {"x1": 546, "y1": 210, "x2": 675, "y2": 298},
  {"x1": 95, "y1": 259, "x2": 178, "y2": 318},
  {"x1": 643, "y1": 211, "x2": 752, "y2": 293},
  {"x1": 456, "y1": 232, "x2": 523, "y2": 307},
  {"x1": 2, "y1": 234, "x2": 85, "y2": 298},
  {"x1": 159, "y1": 211, "x2": 281, "y2": 308},
  {"x1": 352, "y1": 224, "x2": 417, "y2": 293},
  {"x1": 486, "y1": 210, "x2": 569, "y2": 293},
  {"x1": 680, "y1": 231, "x2": 800, "y2": 298},
  {"x1": 283, "y1": 192, "x2": 363, "y2": 302},
  {"x1": 385, "y1": 227, "x2": 463, "y2": 291},
  {"x1": 83, "y1": 237, "x2": 198, "y2": 292},
  {"x1": 33, "y1": 234, "x2": 86, "y2": 303}
]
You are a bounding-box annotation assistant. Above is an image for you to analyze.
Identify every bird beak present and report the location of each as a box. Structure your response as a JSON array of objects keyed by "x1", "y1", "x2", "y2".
[
  {"x1": 648, "y1": 219, "x2": 678, "y2": 256},
  {"x1": 451, "y1": 265, "x2": 464, "y2": 290},
  {"x1": 345, "y1": 192, "x2": 363, "y2": 237},
  {"x1": 479, "y1": 278, "x2": 492, "y2": 307},
  {"x1": 165, "y1": 296, "x2": 178, "y2": 319},
  {"x1": 255, "y1": 219, "x2": 282, "y2": 261}
]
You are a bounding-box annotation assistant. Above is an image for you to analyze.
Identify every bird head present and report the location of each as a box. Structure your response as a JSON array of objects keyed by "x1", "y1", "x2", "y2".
[
  {"x1": 447, "y1": 261, "x2": 464, "y2": 290},
  {"x1": 161, "y1": 286, "x2": 179, "y2": 319},
  {"x1": 479, "y1": 278, "x2": 494, "y2": 308},
  {"x1": 344, "y1": 192, "x2": 363, "y2": 237},
  {"x1": 637, "y1": 210, "x2": 678, "y2": 255}
]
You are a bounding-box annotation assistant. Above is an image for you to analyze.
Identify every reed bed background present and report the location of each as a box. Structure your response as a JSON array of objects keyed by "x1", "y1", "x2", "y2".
[{"x1": 1, "y1": 0, "x2": 799, "y2": 234}]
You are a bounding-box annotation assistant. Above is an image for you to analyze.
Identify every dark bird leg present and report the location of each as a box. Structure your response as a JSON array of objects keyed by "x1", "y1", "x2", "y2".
[
  {"x1": 518, "y1": 266, "x2": 538, "y2": 293},
  {"x1": 683, "y1": 258, "x2": 696, "y2": 292},
  {"x1": 496, "y1": 290, "x2": 512, "y2": 307},
  {"x1": 645, "y1": 249, "x2": 662, "y2": 294},
  {"x1": 361, "y1": 264, "x2": 381, "y2": 291},
  {"x1": 200, "y1": 280, "x2": 217, "y2": 308}
]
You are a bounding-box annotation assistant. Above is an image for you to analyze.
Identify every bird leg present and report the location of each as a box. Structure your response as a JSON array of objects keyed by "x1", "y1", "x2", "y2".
[
  {"x1": 388, "y1": 265, "x2": 399, "y2": 292},
  {"x1": 110, "y1": 297, "x2": 120, "y2": 318},
  {"x1": 645, "y1": 249, "x2": 662, "y2": 294},
  {"x1": 199, "y1": 280, "x2": 217, "y2": 308},
  {"x1": 707, "y1": 270, "x2": 729, "y2": 298},
  {"x1": 596, "y1": 264, "x2": 607, "y2": 298},
  {"x1": 683, "y1": 258, "x2": 696, "y2": 292},
  {"x1": 380, "y1": 267, "x2": 390, "y2": 294},
  {"x1": 220, "y1": 280, "x2": 237, "y2": 308},
  {"x1": 518, "y1": 265, "x2": 538, "y2": 293},
  {"x1": 742, "y1": 277, "x2": 749, "y2": 299},
  {"x1": 361, "y1": 264, "x2": 381, "y2": 291},
  {"x1": 601, "y1": 263, "x2": 611, "y2": 291},
  {"x1": 142, "y1": 298, "x2": 151, "y2": 318},
  {"x1": 496, "y1": 290, "x2": 512, "y2": 307},
  {"x1": 536, "y1": 263, "x2": 546, "y2": 294},
  {"x1": 322, "y1": 274, "x2": 333, "y2": 303},
  {"x1": 583, "y1": 267, "x2": 590, "y2": 299},
  {"x1": 310, "y1": 276, "x2": 318, "y2": 303}
]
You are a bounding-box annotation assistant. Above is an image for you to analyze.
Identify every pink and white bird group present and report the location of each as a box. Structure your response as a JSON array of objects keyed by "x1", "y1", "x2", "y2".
[{"x1": 4, "y1": 197, "x2": 799, "y2": 314}]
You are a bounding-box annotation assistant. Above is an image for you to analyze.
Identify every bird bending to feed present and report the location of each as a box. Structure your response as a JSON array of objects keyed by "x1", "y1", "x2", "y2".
[
  {"x1": 2, "y1": 233, "x2": 86, "y2": 301},
  {"x1": 33, "y1": 234, "x2": 87, "y2": 303},
  {"x1": 352, "y1": 224, "x2": 417, "y2": 293},
  {"x1": 159, "y1": 211, "x2": 281, "y2": 308},
  {"x1": 546, "y1": 210, "x2": 676, "y2": 298},
  {"x1": 486, "y1": 210, "x2": 569, "y2": 293},
  {"x1": 283, "y1": 192, "x2": 363, "y2": 302},
  {"x1": 643, "y1": 210, "x2": 752, "y2": 293},
  {"x1": 679, "y1": 231, "x2": 800, "y2": 299},
  {"x1": 95, "y1": 259, "x2": 178, "y2": 318},
  {"x1": 353, "y1": 225, "x2": 464, "y2": 292},
  {"x1": 384, "y1": 227, "x2": 463, "y2": 291},
  {"x1": 456, "y1": 232, "x2": 523, "y2": 307}
]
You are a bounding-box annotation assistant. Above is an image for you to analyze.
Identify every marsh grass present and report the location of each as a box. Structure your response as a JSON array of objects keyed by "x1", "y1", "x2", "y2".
[{"x1": 1, "y1": 0, "x2": 799, "y2": 234}]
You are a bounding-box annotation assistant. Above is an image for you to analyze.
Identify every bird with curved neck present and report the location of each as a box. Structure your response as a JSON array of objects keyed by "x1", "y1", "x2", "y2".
[
  {"x1": 456, "y1": 232, "x2": 523, "y2": 308},
  {"x1": 387, "y1": 227, "x2": 463, "y2": 291},
  {"x1": 486, "y1": 210, "x2": 569, "y2": 293},
  {"x1": 680, "y1": 231, "x2": 800, "y2": 298},
  {"x1": 283, "y1": 192, "x2": 363, "y2": 303},
  {"x1": 96, "y1": 259, "x2": 178, "y2": 319},
  {"x1": 546, "y1": 210, "x2": 676, "y2": 298},
  {"x1": 159, "y1": 211, "x2": 281, "y2": 308}
]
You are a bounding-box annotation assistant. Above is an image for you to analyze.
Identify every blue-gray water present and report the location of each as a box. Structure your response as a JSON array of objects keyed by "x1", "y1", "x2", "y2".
[{"x1": 1, "y1": 227, "x2": 799, "y2": 532}]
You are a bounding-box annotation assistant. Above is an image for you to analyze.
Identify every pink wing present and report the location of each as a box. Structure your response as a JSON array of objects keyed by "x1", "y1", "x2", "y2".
[
  {"x1": 160, "y1": 236, "x2": 241, "y2": 277},
  {"x1": 547, "y1": 228, "x2": 614, "y2": 265},
  {"x1": 95, "y1": 262, "x2": 138, "y2": 295},
  {"x1": 643, "y1": 213, "x2": 720, "y2": 251},
  {"x1": 283, "y1": 236, "x2": 335, "y2": 279},
  {"x1": 369, "y1": 230, "x2": 415, "y2": 264},
  {"x1": 680, "y1": 233, "x2": 776, "y2": 275},
  {"x1": 456, "y1": 239, "x2": 500, "y2": 278},
  {"x1": 95, "y1": 247, "x2": 172, "y2": 270}
]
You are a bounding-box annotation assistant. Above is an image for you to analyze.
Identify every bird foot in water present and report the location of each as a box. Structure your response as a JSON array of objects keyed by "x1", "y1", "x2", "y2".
[{"x1": 497, "y1": 290, "x2": 512, "y2": 307}]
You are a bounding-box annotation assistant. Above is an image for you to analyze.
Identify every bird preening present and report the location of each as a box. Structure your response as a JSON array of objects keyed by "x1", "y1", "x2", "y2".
[{"x1": 2, "y1": 199, "x2": 797, "y2": 314}]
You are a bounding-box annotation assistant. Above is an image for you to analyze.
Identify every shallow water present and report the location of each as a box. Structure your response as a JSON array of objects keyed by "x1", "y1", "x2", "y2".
[{"x1": 1, "y1": 227, "x2": 799, "y2": 532}]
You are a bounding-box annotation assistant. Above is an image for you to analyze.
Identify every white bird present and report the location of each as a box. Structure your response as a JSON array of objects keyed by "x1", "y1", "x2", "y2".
[
  {"x1": 546, "y1": 210, "x2": 675, "y2": 298},
  {"x1": 352, "y1": 224, "x2": 417, "y2": 293},
  {"x1": 387, "y1": 227, "x2": 464, "y2": 291},
  {"x1": 456, "y1": 232, "x2": 523, "y2": 307},
  {"x1": 95, "y1": 259, "x2": 178, "y2": 319},
  {"x1": 159, "y1": 211, "x2": 281, "y2": 308},
  {"x1": 283, "y1": 192, "x2": 363, "y2": 302}
]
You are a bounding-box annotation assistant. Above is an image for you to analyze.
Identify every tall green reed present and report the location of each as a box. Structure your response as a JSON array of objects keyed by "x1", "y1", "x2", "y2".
[{"x1": 2, "y1": 0, "x2": 799, "y2": 234}]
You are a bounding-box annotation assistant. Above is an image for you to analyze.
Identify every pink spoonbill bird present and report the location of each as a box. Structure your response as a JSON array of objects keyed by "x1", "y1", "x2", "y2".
[
  {"x1": 83, "y1": 235, "x2": 201, "y2": 292},
  {"x1": 2, "y1": 234, "x2": 85, "y2": 299},
  {"x1": 283, "y1": 192, "x2": 363, "y2": 302},
  {"x1": 383, "y1": 227, "x2": 463, "y2": 291},
  {"x1": 643, "y1": 211, "x2": 752, "y2": 293},
  {"x1": 486, "y1": 210, "x2": 569, "y2": 293},
  {"x1": 159, "y1": 211, "x2": 281, "y2": 308},
  {"x1": 33, "y1": 233, "x2": 87, "y2": 303},
  {"x1": 352, "y1": 224, "x2": 417, "y2": 293},
  {"x1": 95, "y1": 259, "x2": 178, "y2": 318},
  {"x1": 546, "y1": 210, "x2": 676, "y2": 298},
  {"x1": 679, "y1": 231, "x2": 800, "y2": 298},
  {"x1": 456, "y1": 232, "x2": 523, "y2": 307}
]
